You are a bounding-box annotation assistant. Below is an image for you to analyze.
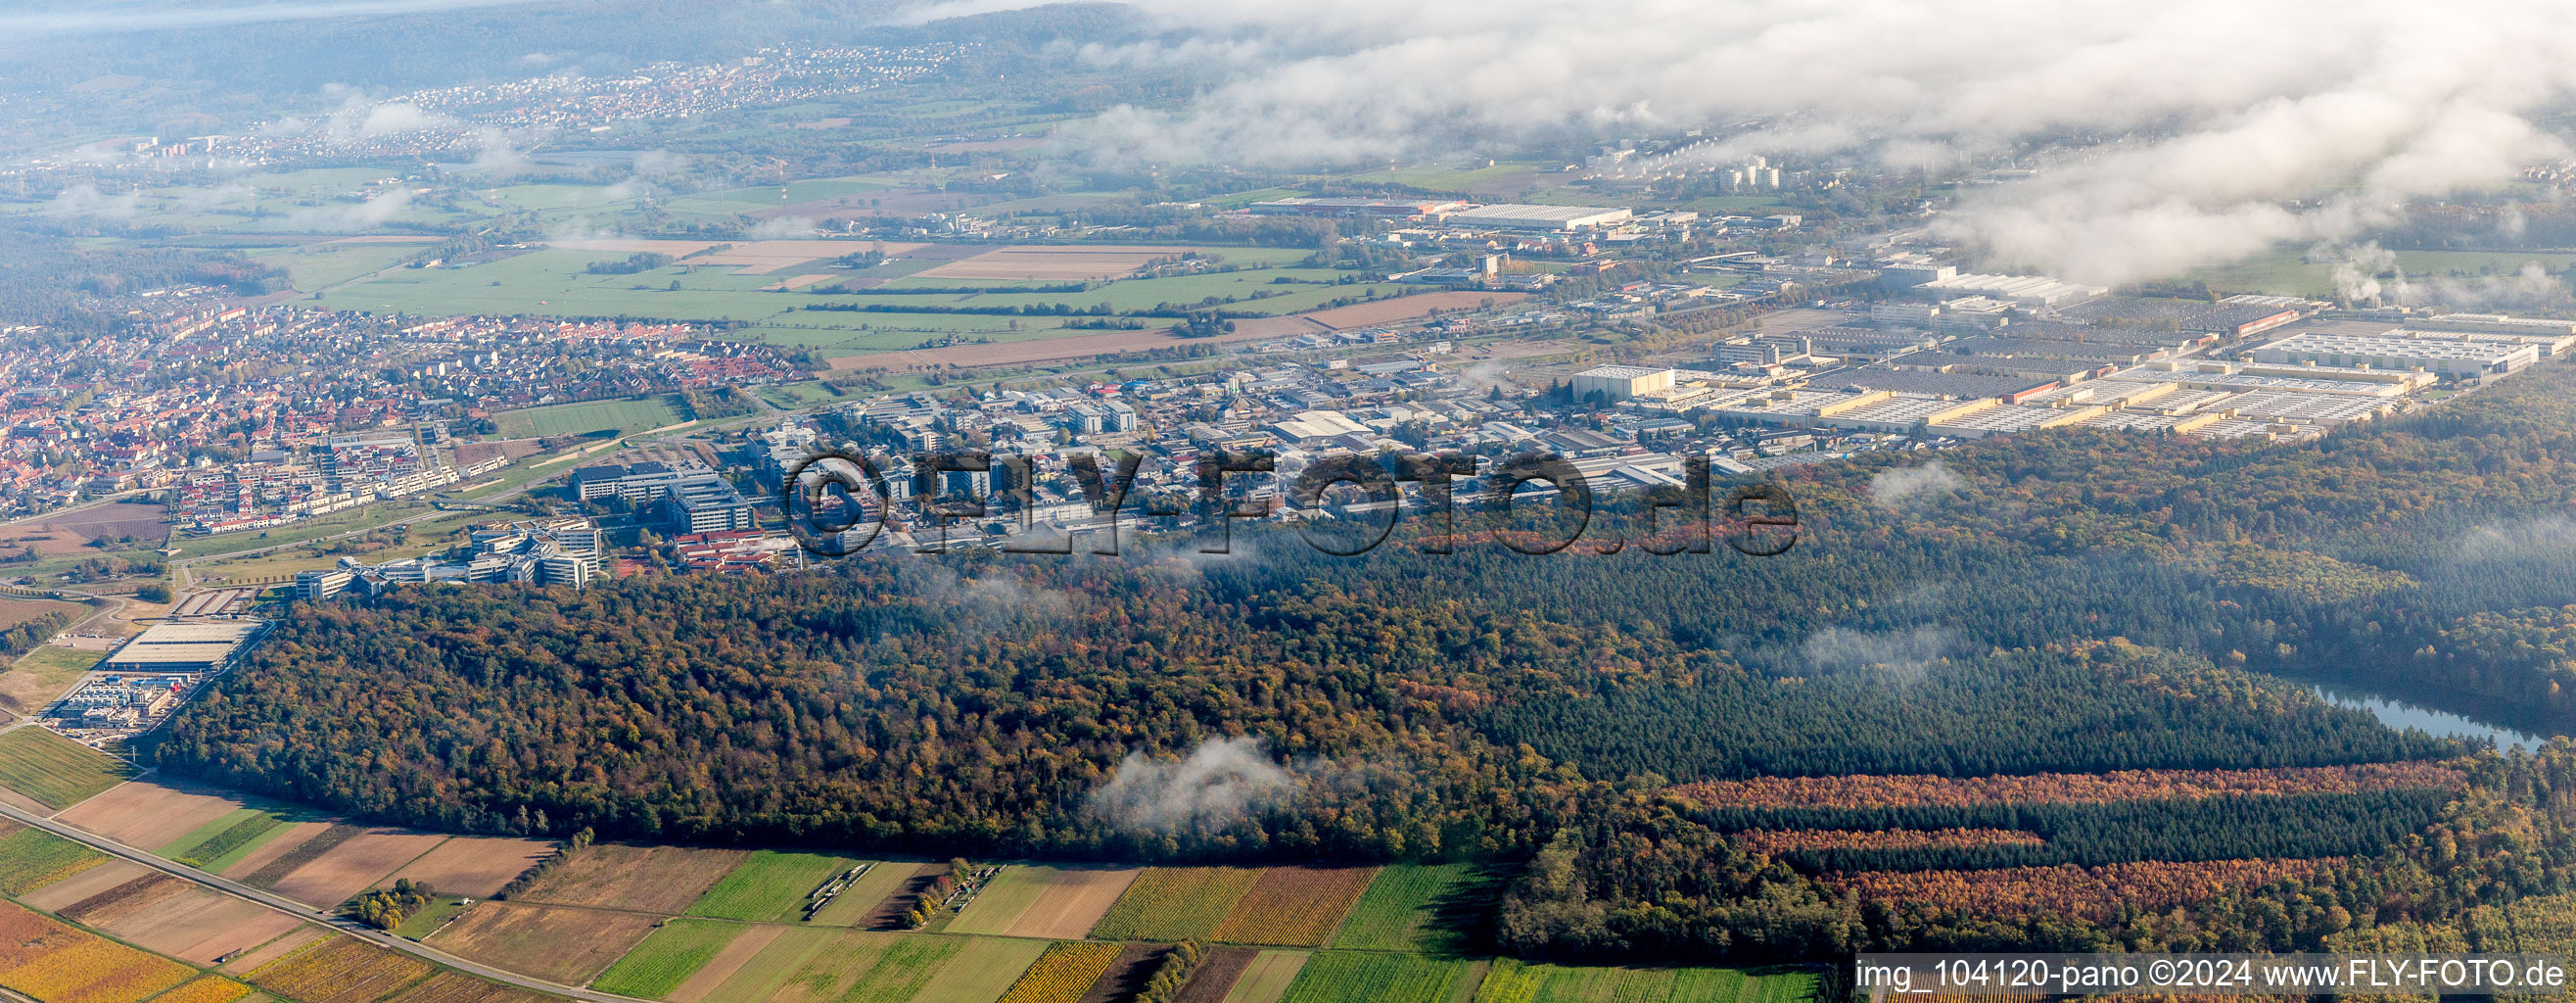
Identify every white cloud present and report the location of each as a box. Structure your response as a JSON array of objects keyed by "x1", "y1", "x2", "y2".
[
  {"x1": 1868, "y1": 461, "x2": 1962, "y2": 509},
  {"x1": 286, "y1": 188, "x2": 414, "y2": 229},
  {"x1": 1087, "y1": 736, "x2": 1294, "y2": 835}
]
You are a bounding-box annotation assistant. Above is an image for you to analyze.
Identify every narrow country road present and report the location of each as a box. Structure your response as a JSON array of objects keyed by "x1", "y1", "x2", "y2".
[{"x1": 0, "y1": 797, "x2": 651, "y2": 1003}]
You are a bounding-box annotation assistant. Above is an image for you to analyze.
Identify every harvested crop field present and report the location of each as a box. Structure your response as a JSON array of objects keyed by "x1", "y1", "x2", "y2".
[
  {"x1": 0, "y1": 827, "x2": 106, "y2": 893},
  {"x1": 244, "y1": 935, "x2": 434, "y2": 1003},
  {"x1": 21, "y1": 858, "x2": 148, "y2": 912},
  {"x1": 1003, "y1": 868, "x2": 1137, "y2": 939},
  {"x1": 665, "y1": 924, "x2": 783, "y2": 1003},
  {"x1": 92, "y1": 885, "x2": 303, "y2": 964},
  {"x1": 0, "y1": 728, "x2": 134, "y2": 809},
  {"x1": 913, "y1": 246, "x2": 1194, "y2": 282},
  {"x1": 59, "y1": 779, "x2": 244, "y2": 848},
  {"x1": 1171, "y1": 947, "x2": 1259, "y2": 1003},
  {"x1": 758, "y1": 930, "x2": 921, "y2": 1003},
  {"x1": 590, "y1": 919, "x2": 744, "y2": 1000},
  {"x1": 378, "y1": 835, "x2": 555, "y2": 898},
  {"x1": 58, "y1": 874, "x2": 188, "y2": 927},
  {"x1": 907, "y1": 935, "x2": 1046, "y2": 1003},
  {"x1": 424, "y1": 902, "x2": 661, "y2": 984},
  {"x1": 1210, "y1": 868, "x2": 1376, "y2": 947},
  {"x1": 217, "y1": 927, "x2": 326, "y2": 975},
  {"x1": 1088, "y1": 867, "x2": 1264, "y2": 941},
  {"x1": 949, "y1": 866, "x2": 1137, "y2": 937},
  {"x1": 1301, "y1": 291, "x2": 1527, "y2": 330},
  {"x1": 0, "y1": 598, "x2": 77, "y2": 630},
  {"x1": 381, "y1": 971, "x2": 555, "y2": 1003},
  {"x1": 0, "y1": 527, "x2": 97, "y2": 558},
  {"x1": 18, "y1": 502, "x2": 168, "y2": 545},
  {"x1": 1218, "y1": 951, "x2": 1305, "y2": 1003},
  {"x1": 221, "y1": 822, "x2": 336, "y2": 883},
  {"x1": 690, "y1": 927, "x2": 838, "y2": 1003},
  {"x1": 263, "y1": 829, "x2": 447, "y2": 907},
  {"x1": 514, "y1": 843, "x2": 746, "y2": 914}
]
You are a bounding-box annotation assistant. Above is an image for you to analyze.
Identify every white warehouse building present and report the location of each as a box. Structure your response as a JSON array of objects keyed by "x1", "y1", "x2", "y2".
[
  {"x1": 1570, "y1": 365, "x2": 1675, "y2": 402},
  {"x1": 1444, "y1": 204, "x2": 1633, "y2": 231},
  {"x1": 2247, "y1": 332, "x2": 2538, "y2": 377}
]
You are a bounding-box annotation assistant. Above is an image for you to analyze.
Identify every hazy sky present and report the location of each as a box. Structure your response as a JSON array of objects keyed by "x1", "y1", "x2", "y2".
[{"x1": 903, "y1": 0, "x2": 2576, "y2": 283}]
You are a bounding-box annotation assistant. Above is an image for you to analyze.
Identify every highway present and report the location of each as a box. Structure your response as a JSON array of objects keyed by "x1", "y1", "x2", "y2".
[{"x1": 0, "y1": 793, "x2": 650, "y2": 1003}]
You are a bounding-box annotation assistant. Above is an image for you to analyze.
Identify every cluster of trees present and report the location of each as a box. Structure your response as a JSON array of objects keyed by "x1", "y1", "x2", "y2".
[
  {"x1": 0, "y1": 610, "x2": 75, "y2": 658},
  {"x1": 0, "y1": 227, "x2": 288, "y2": 329},
  {"x1": 350, "y1": 879, "x2": 436, "y2": 931},
  {"x1": 1501, "y1": 744, "x2": 2576, "y2": 961},
  {"x1": 1132, "y1": 941, "x2": 1203, "y2": 1003},
  {"x1": 903, "y1": 858, "x2": 982, "y2": 929},
  {"x1": 682, "y1": 386, "x2": 759, "y2": 421},
  {"x1": 585, "y1": 252, "x2": 676, "y2": 275}
]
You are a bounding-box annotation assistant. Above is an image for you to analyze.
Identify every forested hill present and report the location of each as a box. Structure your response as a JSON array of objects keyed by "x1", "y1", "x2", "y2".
[{"x1": 148, "y1": 358, "x2": 2576, "y2": 961}]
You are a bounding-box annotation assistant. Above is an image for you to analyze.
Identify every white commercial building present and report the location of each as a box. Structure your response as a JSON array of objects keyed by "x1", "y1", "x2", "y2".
[
  {"x1": 1569, "y1": 365, "x2": 1676, "y2": 402},
  {"x1": 1444, "y1": 204, "x2": 1633, "y2": 231},
  {"x1": 2247, "y1": 332, "x2": 2538, "y2": 377}
]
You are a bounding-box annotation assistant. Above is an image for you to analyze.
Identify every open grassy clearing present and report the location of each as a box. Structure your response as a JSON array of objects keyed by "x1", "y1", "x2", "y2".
[
  {"x1": 1345, "y1": 162, "x2": 1544, "y2": 192},
  {"x1": 249, "y1": 242, "x2": 438, "y2": 290},
  {"x1": 1276, "y1": 952, "x2": 1478, "y2": 1003},
  {"x1": 683, "y1": 850, "x2": 867, "y2": 923},
  {"x1": 312, "y1": 240, "x2": 1376, "y2": 327},
  {"x1": 178, "y1": 810, "x2": 297, "y2": 874},
  {"x1": 909, "y1": 936, "x2": 1046, "y2": 1003},
  {"x1": 696, "y1": 927, "x2": 839, "y2": 1003},
  {"x1": 1220, "y1": 951, "x2": 1308, "y2": 1003},
  {"x1": 164, "y1": 504, "x2": 389, "y2": 560},
  {"x1": 0, "y1": 728, "x2": 133, "y2": 809},
  {"x1": 490, "y1": 395, "x2": 691, "y2": 439},
  {"x1": 1331, "y1": 865, "x2": 1485, "y2": 953},
  {"x1": 10, "y1": 647, "x2": 104, "y2": 690},
  {"x1": 1469, "y1": 959, "x2": 1819, "y2": 1003}
]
